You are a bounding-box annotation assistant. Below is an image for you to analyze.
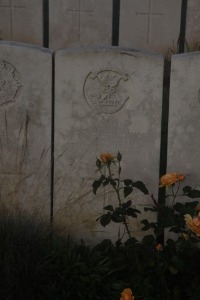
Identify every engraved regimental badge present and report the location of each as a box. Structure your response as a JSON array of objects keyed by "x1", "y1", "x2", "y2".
[
  {"x1": 0, "y1": 60, "x2": 21, "y2": 106},
  {"x1": 83, "y1": 69, "x2": 130, "y2": 114}
]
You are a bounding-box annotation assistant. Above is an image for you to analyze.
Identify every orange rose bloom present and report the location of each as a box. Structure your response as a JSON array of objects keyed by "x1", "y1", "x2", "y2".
[
  {"x1": 156, "y1": 243, "x2": 163, "y2": 251},
  {"x1": 159, "y1": 173, "x2": 185, "y2": 187},
  {"x1": 120, "y1": 288, "x2": 134, "y2": 300},
  {"x1": 100, "y1": 153, "x2": 114, "y2": 164},
  {"x1": 184, "y1": 214, "x2": 200, "y2": 236},
  {"x1": 177, "y1": 173, "x2": 185, "y2": 181}
]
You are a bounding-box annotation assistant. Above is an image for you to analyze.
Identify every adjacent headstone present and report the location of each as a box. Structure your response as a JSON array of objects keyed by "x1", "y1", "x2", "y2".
[
  {"x1": 49, "y1": 0, "x2": 113, "y2": 50},
  {"x1": 0, "y1": 0, "x2": 43, "y2": 46},
  {"x1": 185, "y1": 0, "x2": 200, "y2": 51},
  {"x1": 168, "y1": 52, "x2": 200, "y2": 189},
  {"x1": 54, "y1": 47, "x2": 163, "y2": 244},
  {"x1": 0, "y1": 41, "x2": 52, "y2": 218},
  {"x1": 119, "y1": 0, "x2": 182, "y2": 54}
]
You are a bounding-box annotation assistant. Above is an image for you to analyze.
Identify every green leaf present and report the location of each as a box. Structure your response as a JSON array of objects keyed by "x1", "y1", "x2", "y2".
[
  {"x1": 99, "y1": 213, "x2": 112, "y2": 227},
  {"x1": 169, "y1": 266, "x2": 178, "y2": 275},
  {"x1": 99, "y1": 174, "x2": 106, "y2": 181},
  {"x1": 124, "y1": 186, "x2": 133, "y2": 197},
  {"x1": 183, "y1": 186, "x2": 200, "y2": 198},
  {"x1": 144, "y1": 207, "x2": 157, "y2": 212},
  {"x1": 92, "y1": 180, "x2": 102, "y2": 195},
  {"x1": 142, "y1": 234, "x2": 155, "y2": 245},
  {"x1": 124, "y1": 237, "x2": 139, "y2": 246},
  {"x1": 119, "y1": 166, "x2": 121, "y2": 174},
  {"x1": 104, "y1": 205, "x2": 114, "y2": 211},
  {"x1": 126, "y1": 207, "x2": 139, "y2": 218},
  {"x1": 96, "y1": 158, "x2": 101, "y2": 168},
  {"x1": 115, "y1": 207, "x2": 125, "y2": 214},
  {"x1": 122, "y1": 200, "x2": 132, "y2": 209},
  {"x1": 169, "y1": 226, "x2": 182, "y2": 233},
  {"x1": 110, "y1": 179, "x2": 117, "y2": 187},
  {"x1": 185, "y1": 201, "x2": 199, "y2": 209},
  {"x1": 141, "y1": 219, "x2": 151, "y2": 231},
  {"x1": 132, "y1": 181, "x2": 149, "y2": 194},
  {"x1": 111, "y1": 212, "x2": 124, "y2": 223},
  {"x1": 103, "y1": 178, "x2": 110, "y2": 186},
  {"x1": 173, "y1": 203, "x2": 185, "y2": 213},
  {"x1": 124, "y1": 179, "x2": 133, "y2": 186},
  {"x1": 141, "y1": 219, "x2": 150, "y2": 226},
  {"x1": 188, "y1": 189, "x2": 200, "y2": 198},
  {"x1": 183, "y1": 186, "x2": 191, "y2": 194},
  {"x1": 117, "y1": 151, "x2": 122, "y2": 162}
]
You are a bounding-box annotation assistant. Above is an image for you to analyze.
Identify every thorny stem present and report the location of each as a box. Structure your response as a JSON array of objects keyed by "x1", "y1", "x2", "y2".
[
  {"x1": 108, "y1": 164, "x2": 132, "y2": 239},
  {"x1": 171, "y1": 181, "x2": 180, "y2": 207},
  {"x1": 117, "y1": 160, "x2": 121, "y2": 190}
]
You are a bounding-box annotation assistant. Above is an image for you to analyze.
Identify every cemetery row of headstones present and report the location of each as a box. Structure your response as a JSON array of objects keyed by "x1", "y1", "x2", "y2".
[
  {"x1": 0, "y1": 41, "x2": 199, "y2": 244},
  {"x1": 0, "y1": 0, "x2": 200, "y2": 53}
]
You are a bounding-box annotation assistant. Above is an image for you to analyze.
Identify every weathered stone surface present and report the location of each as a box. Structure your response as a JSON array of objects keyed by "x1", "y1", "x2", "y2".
[
  {"x1": 0, "y1": 41, "x2": 52, "y2": 218},
  {"x1": 185, "y1": 0, "x2": 200, "y2": 51},
  {"x1": 0, "y1": 0, "x2": 43, "y2": 46},
  {"x1": 119, "y1": 0, "x2": 182, "y2": 54},
  {"x1": 168, "y1": 52, "x2": 200, "y2": 190},
  {"x1": 54, "y1": 47, "x2": 163, "y2": 244},
  {"x1": 49, "y1": 0, "x2": 112, "y2": 50}
]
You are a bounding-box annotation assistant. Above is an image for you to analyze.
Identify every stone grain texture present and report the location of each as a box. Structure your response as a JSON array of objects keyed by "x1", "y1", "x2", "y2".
[
  {"x1": 0, "y1": 41, "x2": 52, "y2": 218},
  {"x1": 0, "y1": 0, "x2": 43, "y2": 46},
  {"x1": 54, "y1": 47, "x2": 163, "y2": 244},
  {"x1": 168, "y1": 52, "x2": 200, "y2": 191},
  {"x1": 119, "y1": 0, "x2": 182, "y2": 54},
  {"x1": 49, "y1": 0, "x2": 112, "y2": 50},
  {"x1": 185, "y1": 0, "x2": 200, "y2": 51}
]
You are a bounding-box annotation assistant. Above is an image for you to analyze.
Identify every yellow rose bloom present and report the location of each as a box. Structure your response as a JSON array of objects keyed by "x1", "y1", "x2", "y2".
[
  {"x1": 120, "y1": 288, "x2": 134, "y2": 300},
  {"x1": 184, "y1": 214, "x2": 200, "y2": 236},
  {"x1": 159, "y1": 173, "x2": 185, "y2": 188},
  {"x1": 100, "y1": 153, "x2": 114, "y2": 164}
]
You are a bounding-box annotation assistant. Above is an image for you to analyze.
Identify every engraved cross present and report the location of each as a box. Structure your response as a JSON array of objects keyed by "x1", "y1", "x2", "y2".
[
  {"x1": 0, "y1": 0, "x2": 25, "y2": 38},
  {"x1": 66, "y1": 0, "x2": 93, "y2": 39},
  {"x1": 136, "y1": 0, "x2": 164, "y2": 43}
]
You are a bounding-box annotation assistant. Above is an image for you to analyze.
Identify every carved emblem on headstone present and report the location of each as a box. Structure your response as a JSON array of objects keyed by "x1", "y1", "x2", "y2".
[
  {"x1": 0, "y1": 60, "x2": 21, "y2": 106},
  {"x1": 83, "y1": 69, "x2": 130, "y2": 114}
]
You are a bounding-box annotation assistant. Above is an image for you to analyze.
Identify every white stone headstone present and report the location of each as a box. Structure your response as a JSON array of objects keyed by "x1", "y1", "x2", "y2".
[
  {"x1": 0, "y1": 0, "x2": 43, "y2": 46},
  {"x1": 54, "y1": 47, "x2": 163, "y2": 243},
  {"x1": 185, "y1": 0, "x2": 200, "y2": 51},
  {"x1": 49, "y1": 0, "x2": 113, "y2": 50},
  {"x1": 0, "y1": 41, "x2": 52, "y2": 218},
  {"x1": 119, "y1": 0, "x2": 182, "y2": 54},
  {"x1": 168, "y1": 52, "x2": 200, "y2": 189}
]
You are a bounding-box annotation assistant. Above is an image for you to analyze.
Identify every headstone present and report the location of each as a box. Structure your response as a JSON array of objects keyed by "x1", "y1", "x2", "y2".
[
  {"x1": 49, "y1": 0, "x2": 113, "y2": 50},
  {"x1": 185, "y1": 0, "x2": 200, "y2": 51},
  {"x1": 0, "y1": 41, "x2": 52, "y2": 218},
  {"x1": 54, "y1": 47, "x2": 163, "y2": 244},
  {"x1": 119, "y1": 0, "x2": 182, "y2": 54},
  {"x1": 168, "y1": 52, "x2": 200, "y2": 190},
  {"x1": 0, "y1": 0, "x2": 43, "y2": 46}
]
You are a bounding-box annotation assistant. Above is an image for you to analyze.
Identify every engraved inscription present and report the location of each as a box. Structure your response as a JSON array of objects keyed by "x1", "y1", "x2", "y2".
[
  {"x1": 136, "y1": 0, "x2": 164, "y2": 43},
  {"x1": 0, "y1": 60, "x2": 21, "y2": 106},
  {"x1": 0, "y1": 0, "x2": 25, "y2": 38},
  {"x1": 83, "y1": 69, "x2": 130, "y2": 114},
  {"x1": 65, "y1": 0, "x2": 94, "y2": 40}
]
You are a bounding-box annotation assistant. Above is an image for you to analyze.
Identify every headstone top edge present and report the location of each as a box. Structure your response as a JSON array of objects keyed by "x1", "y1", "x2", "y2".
[
  {"x1": 172, "y1": 51, "x2": 200, "y2": 61},
  {"x1": 55, "y1": 46, "x2": 164, "y2": 61},
  {"x1": 0, "y1": 41, "x2": 53, "y2": 55}
]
